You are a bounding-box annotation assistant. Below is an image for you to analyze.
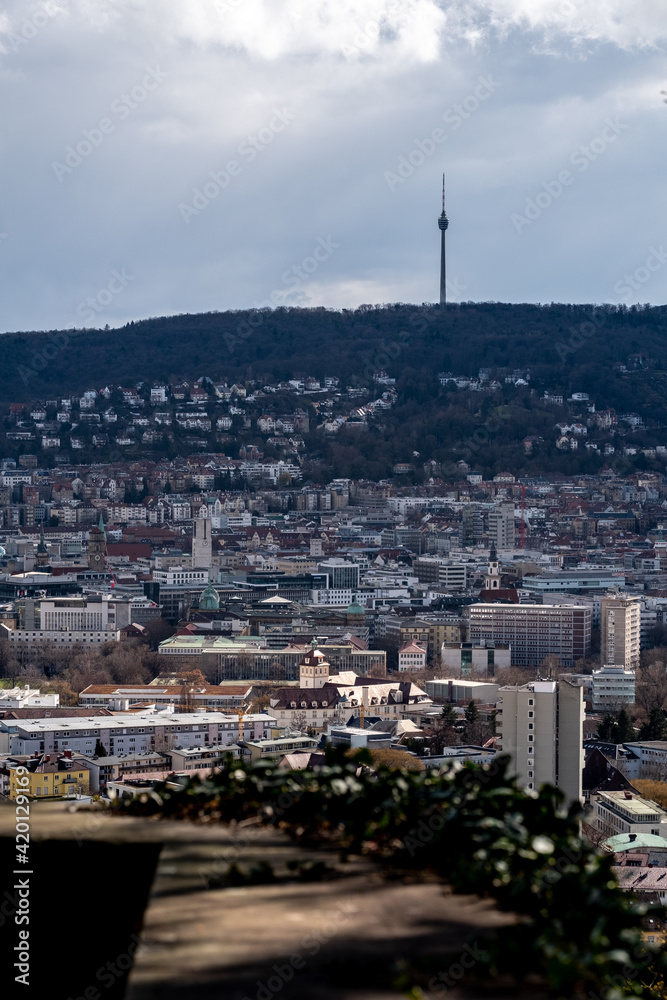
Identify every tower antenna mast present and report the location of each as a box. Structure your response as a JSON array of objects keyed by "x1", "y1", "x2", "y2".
[{"x1": 438, "y1": 172, "x2": 449, "y2": 306}]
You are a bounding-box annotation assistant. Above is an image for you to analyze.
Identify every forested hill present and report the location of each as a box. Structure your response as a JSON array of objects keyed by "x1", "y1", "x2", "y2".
[
  {"x1": 5, "y1": 302, "x2": 667, "y2": 480},
  {"x1": 5, "y1": 301, "x2": 667, "y2": 405}
]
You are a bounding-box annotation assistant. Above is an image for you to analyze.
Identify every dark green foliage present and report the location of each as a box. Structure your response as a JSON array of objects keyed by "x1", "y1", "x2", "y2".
[
  {"x1": 94, "y1": 739, "x2": 107, "y2": 757},
  {"x1": 596, "y1": 710, "x2": 636, "y2": 744},
  {"x1": 121, "y1": 750, "x2": 666, "y2": 997},
  {"x1": 440, "y1": 703, "x2": 457, "y2": 724},
  {"x1": 464, "y1": 700, "x2": 479, "y2": 724},
  {"x1": 6, "y1": 302, "x2": 667, "y2": 478},
  {"x1": 596, "y1": 714, "x2": 617, "y2": 741},
  {"x1": 640, "y1": 708, "x2": 667, "y2": 741},
  {"x1": 614, "y1": 708, "x2": 637, "y2": 743}
]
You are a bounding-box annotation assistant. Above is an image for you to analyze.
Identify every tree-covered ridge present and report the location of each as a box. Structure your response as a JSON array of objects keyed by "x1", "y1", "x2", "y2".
[
  {"x1": 6, "y1": 302, "x2": 667, "y2": 400},
  {"x1": 5, "y1": 302, "x2": 667, "y2": 480}
]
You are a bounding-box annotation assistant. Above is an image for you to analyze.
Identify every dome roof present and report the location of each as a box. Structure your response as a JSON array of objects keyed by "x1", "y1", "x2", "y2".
[
  {"x1": 346, "y1": 600, "x2": 365, "y2": 615},
  {"x1": 603, "y1": 832, "x2": 667, "y2": 851},
  {"x1": 199, "y1": 583, "x2": 220, "y2": 611}
]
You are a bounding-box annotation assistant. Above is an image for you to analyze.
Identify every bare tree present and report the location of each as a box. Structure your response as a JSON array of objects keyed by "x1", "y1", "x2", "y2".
[
  {"x1": 177, "y1": 668, "x2": 207, "y2": 712},
  {"x1": 290, "y1": 710, "x2": 308, "y2": 733}
]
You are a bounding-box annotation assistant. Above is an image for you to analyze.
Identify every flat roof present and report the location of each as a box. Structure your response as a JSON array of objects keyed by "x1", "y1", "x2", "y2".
[
  {"x1": 428, "y1": 679, "x2": 498, "y2": 688},
  {"x1": 624, "y1": 741, "x2": 667, "y2": 751},
  {"x1": 598, "y1": 792, "x2": 667, "y2": 817},
  {"x1": 10, "y1": 712, "x2": 275, "y2": 734}
]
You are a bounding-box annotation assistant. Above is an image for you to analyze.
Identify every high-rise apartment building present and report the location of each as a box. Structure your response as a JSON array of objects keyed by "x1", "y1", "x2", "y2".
[
  {"x1": 601, "y1": 594, "x2": 641, "y2": 668},
  {"x1": 488, "y1": 501, "x2": 515, "y2": 551},
  {"x1": 496, "y1": 679, "x2": 584, "y2": 804},
  {"x1": 468, "y1": 603, "x2": 591, "y2": 667}
]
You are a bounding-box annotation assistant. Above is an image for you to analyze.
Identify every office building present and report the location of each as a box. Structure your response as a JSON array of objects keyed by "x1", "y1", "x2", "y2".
[
  {"x1": 441, "y1": 642, "x2": 511, "y2": 675},
  {"x1": 521, "y1": 570, "x2": 624, "y2": 595},
  {"x1": 317, "y1": 559, "x2": 360, "y2": 591},
  {"x1": 468, "y1": 603, "x2": 591, "y2": 667},
  {"x1": 594, "y1": 791, "x2": 667, "y2": 838},
  {"x1": 426, "y1": 678, "x2": 500, "y2": 705}
]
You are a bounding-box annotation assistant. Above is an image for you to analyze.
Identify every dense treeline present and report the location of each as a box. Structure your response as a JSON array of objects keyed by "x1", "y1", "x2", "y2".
[
  {"x1": 5, "y1": 301, "x2": 667, "y2": 403},
  {"x1": 5, "y1": 302, "x2": 667, "y2": 479}
]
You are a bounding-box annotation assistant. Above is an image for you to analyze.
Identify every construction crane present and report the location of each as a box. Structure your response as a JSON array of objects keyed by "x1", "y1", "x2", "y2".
[
  {"x1": 236, "y1": 701, "x2": 248, "y2": 743},
  {"x1": 519, "y1": 484, "x2": 526, "y2": 549}
]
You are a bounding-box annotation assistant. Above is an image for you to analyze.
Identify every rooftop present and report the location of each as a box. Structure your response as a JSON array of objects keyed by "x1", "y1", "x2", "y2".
[
  {"x1": 597, "y1": 791, "x2": 667, "y2": 818},
  {"x1": 8, "y1": 712, "x2": 275, "y2": 734}
]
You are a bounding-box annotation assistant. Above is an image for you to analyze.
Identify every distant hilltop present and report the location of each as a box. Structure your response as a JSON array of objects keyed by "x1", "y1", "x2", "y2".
[{"x1": 3, "y1": 302, "x2": 667, "y2": 480}]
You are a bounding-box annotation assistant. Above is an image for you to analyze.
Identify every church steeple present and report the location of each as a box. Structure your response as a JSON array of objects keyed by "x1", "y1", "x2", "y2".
[
  {"x1": 35, "y1": 526, "x2": 50, "y2": 570},
  {"x1": 300, "y1": 642, "x2": 330, "y2": 689},
  {"x1": 485, "y1": 545, "x2": 500, "y2": 590}
]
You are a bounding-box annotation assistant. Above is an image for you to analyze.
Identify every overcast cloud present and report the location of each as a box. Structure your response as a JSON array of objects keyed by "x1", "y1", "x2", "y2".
[{"x1": 0, "y1": 0, "x2": 665, "y2": 332}]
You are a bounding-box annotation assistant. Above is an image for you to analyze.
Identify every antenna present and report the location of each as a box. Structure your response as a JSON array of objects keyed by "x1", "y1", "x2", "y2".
[{"x1": 438, "y1": 172, "x2": 449, "y2": 305}]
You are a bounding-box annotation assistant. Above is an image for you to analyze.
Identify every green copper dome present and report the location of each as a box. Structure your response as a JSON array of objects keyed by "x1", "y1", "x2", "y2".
[
  {"x1": 199, "y1": 583, "x2": 220, "y2": 611},
  {"x1": 346, "y1": 600, "x2": 365, "y2": 615}
]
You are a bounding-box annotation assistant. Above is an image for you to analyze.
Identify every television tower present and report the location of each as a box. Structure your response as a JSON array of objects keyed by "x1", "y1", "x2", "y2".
[{"x1": 438, "y1": 173, "x2": 449, "y2": 305}]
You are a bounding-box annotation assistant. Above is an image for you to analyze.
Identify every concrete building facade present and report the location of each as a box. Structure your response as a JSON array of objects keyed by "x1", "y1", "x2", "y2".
[
  {"x1": 468, "y1": 603, "x2": 591, "y2": 668},
  {"x1": 591, "y1": 665, "x2": 636, "y2": 712},
  {"x1": 496, "y1": 679, "x2": 584, "y2": 804},
  {"x1": 594, "y1": 791, "x2": 667, "y2": 838},
  {"x1": 601, "y1": 594, "x2": 641, "y2": 669}
]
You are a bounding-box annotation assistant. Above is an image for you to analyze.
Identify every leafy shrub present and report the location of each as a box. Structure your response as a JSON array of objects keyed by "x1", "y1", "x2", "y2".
[{"x1": 121, "y1": 749, "x2": 666, "y2": 997}]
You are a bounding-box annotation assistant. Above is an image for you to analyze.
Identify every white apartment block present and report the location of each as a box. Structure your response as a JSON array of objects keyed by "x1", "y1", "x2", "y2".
[
  {"x1": 412, "y1": 558, "x2": 468, "y2": 591},
  {"x1": 594, "y1": 790, "x2": 667, "y2": 838},
  {"x1": 0, "y1": 713, "x2": 275, "y2": 756},
  {"x1": 601, "y1": 594, "x2": 641, "y2": 669},
  {"x1": 468, "y1": 604, "x2": 591, "y2": 667},
  {"x1": 496, "y1": 679, "x2": 584, "y2": 804},
  {"x1": 591, "y1": 665, "x2": 636, "y2": 712}
]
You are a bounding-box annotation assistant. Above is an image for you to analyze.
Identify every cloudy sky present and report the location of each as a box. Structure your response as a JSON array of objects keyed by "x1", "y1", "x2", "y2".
[{"x1": 0, "y1": 0, "x2": 665, "y2": 332}]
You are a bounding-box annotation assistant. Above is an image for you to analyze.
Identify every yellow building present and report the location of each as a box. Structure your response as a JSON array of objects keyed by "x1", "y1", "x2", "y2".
[
  {"x1": 8, "y1": 755, "x2": 91, "y2": 800},
  {"x1": 400, "y1": 619, "x2": 462, "y2": 663}
]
